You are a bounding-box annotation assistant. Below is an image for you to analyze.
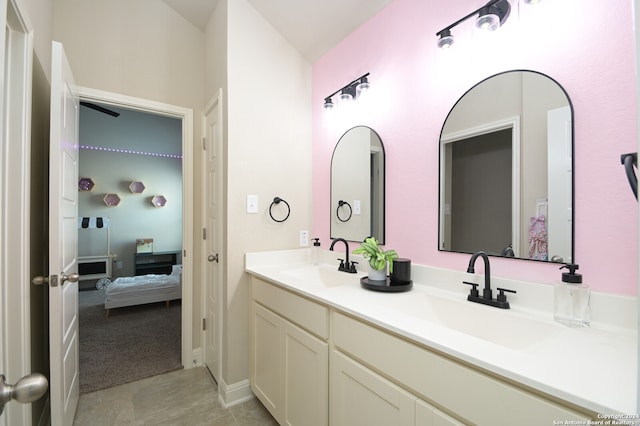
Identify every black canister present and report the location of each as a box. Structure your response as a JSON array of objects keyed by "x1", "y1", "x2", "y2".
[{"x1": 390, "y1": 258, "x2": 411, "y2": 285}]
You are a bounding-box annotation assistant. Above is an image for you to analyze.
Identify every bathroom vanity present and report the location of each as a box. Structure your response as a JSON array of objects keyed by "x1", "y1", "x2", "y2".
[{"x1": 247, "y1": 249, "x2": 636, "y2": 426}]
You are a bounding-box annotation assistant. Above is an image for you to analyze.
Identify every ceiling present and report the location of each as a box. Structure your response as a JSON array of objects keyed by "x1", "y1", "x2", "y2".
[{"x1": 161, "y1": 0, "x2": 394, "y2": 62}]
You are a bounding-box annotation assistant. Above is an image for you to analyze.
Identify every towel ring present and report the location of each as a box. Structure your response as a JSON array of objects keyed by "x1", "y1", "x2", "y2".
[
  {"x1": 269, "y1": 197, "x2": 291, "y2": 223},
  {"x1": 336, "y1": 200, "x2": 352, "y2": 222}
]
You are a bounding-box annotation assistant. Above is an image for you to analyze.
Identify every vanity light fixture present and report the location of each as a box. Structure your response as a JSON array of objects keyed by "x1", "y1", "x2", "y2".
[
  {"x1": 323, "y1": 73, "x2": 370, "y2": 109},
  {"x1": 436, "y1": 0, "x2": 511, "y2": 49}
]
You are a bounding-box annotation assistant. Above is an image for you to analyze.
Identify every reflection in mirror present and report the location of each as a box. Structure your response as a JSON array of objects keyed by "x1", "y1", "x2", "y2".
[
  {"x1": 439, "y1": 70, "x2": 574, "y2": 263},
  {"x1": 331, "y1": 126, "x2": 385, "y2": 243}
]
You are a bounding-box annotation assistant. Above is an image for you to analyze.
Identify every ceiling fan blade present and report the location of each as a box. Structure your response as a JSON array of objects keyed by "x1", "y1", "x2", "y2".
[{"x1": 80, "y1": 101, "x2": 120, "y2": 117}]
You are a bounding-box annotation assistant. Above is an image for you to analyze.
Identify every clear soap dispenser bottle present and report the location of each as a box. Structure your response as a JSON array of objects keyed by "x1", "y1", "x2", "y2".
[
  {"x1": 554, "y1": 264, "x2": 590, "y2": 327},
  {"x1": 311, "y1": 238, "x2": 321, "y2": 265}
]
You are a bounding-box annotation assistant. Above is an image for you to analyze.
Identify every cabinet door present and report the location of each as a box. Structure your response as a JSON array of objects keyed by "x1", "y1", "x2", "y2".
[
  {"x1": 283, "y1": 321, "x2": 328, "y2": 426},
  {"x1": 252, "y1": 303, "x2": 283, "y2": 419},
  {"x1": 331, "y1": 350, "x2": 415, "y2": 426},
  {"x1": 416, "y1": 399, "x2": 465, "y2": 426}
]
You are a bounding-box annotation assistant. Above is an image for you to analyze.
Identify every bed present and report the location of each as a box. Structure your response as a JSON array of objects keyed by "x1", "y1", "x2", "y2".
[{"x1": 99, "y1": 264, "x2": 182, "y2": 317}]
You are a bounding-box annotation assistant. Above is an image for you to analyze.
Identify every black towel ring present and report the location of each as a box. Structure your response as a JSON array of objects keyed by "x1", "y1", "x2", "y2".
[
  {"x1": 336, "y1": 200, "x2": 352, "y2": 222},
  {"x1": 269, "y1": 197, "x2": 291, "y2": 223}
]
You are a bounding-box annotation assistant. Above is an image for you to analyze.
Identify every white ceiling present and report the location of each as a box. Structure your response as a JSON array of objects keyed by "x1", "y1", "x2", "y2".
[{"x1": 161, "y1": 0, "x2": 394, "y2": 62}]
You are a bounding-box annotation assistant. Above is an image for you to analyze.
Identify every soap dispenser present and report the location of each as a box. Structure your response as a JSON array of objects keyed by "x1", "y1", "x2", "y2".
[
  {"x1": 554, "y1": 264, "x2": 590, "y2": 327},
  {"x1": 311, "y1": 238, "x2": 321, "y2": 265}
]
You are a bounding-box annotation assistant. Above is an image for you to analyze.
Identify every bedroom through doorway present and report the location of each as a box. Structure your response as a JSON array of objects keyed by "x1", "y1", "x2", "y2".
[{"x1": 77, "y1": 102, "x2": 184, "y2": 393}]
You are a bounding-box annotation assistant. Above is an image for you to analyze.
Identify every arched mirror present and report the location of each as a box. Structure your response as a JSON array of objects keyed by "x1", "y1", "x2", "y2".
[
  {"x1": 331, "y1": 126, "x2": 385, "y2": 243},
  {"x1": 439, "y1": 70, "x2": 574, "y2": 263}
]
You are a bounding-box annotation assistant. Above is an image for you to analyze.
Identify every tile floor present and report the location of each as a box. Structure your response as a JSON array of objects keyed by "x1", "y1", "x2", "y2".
[{"x1": 73, "y1": 367, "x2": 278, "y2": 425}]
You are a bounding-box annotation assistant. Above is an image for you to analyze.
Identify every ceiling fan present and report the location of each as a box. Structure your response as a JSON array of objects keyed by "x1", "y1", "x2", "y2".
[{"x1": 79, "y1": 101, "x2": 120, "y2": 117}]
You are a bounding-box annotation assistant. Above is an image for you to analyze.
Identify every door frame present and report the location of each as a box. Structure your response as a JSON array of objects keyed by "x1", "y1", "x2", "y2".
[
  {"x1": 77, "y1": 86, "x2": 194, "y2": 366},
  {"x1": 201, "y1": 90, "x2": 224, "y2": 383},
  {"x1": 0, "y1": 0, "x2": 33, "y2": 424},
  {"x1": 440, "y1": 116, "x2": 521, "y2": 256}
]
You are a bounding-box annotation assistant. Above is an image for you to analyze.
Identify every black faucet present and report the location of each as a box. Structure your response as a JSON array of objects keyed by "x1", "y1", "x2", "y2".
[
  {"x1": 463, "y1": 251, "x2": 516, "y2": 309},
  {"x1": 329, "y1": 238, "x2": 357, "y2": 273}
]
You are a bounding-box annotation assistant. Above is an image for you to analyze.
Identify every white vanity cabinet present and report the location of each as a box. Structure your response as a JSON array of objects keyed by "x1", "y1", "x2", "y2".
[
  {"x1": 248, "y1": 272, "x2": 596, "y2": 426},
  {"x1": 332, "y1": 311, "x2": 594, "y2": 426},
  {"x1": 251, "y1": 277, "x2": 329, "y2": 426},
  {"x1": 331, "y1": 349, "x2": 463, "y2": 426}
]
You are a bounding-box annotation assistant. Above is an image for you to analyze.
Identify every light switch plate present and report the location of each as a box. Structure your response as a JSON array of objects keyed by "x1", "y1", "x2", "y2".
[
  {"x1": 354, "y1": 200, "x2": 361, "y2": 215},
  {"x1": 247, "y1": 195, "x2": 258, "y2": 213}
]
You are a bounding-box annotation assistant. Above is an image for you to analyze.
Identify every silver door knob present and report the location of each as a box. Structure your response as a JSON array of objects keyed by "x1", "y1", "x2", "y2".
[
  {"x1": 31, "y1": 276, "x2": 49, "y2": 286},
  {"x1": 61, "y1": 273, "x2": 80, "y2": 284},
  {"x1": 0, "y1": 373, "x2": 48, "y2": 415},
  {"x1": 208, "y1": 254, "x2": 219, "y2": 263}
]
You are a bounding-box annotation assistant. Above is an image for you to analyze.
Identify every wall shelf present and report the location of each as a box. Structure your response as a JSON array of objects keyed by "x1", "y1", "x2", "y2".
[
  {"x1": 103, "y1": 193, "x2": 121, "y2": 207},
  {"x1": 129, "y1": 181, "x2": 146, "y2": 194}
]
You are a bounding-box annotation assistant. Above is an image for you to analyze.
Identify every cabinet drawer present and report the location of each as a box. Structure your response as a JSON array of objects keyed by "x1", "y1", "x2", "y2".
[
  {"x1": 333, "y1": 311, "x2": 592, "y2": 425},
  {"x1": 252, "y1": 277, "x2": 329, "y2": 339}
]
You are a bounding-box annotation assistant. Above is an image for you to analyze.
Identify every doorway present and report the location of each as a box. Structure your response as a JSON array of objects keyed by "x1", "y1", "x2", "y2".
[
  {"x1": 77, "y1": 86, "x2": 194, "y2": 384},
  {"x1": 77, "y1": 102, "x2": 185, "y2": 392}
]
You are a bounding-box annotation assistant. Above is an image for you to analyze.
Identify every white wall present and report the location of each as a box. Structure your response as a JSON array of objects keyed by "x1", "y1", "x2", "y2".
[
  {"x1": 207, "y1": 0, "x2": 313, "y2": 386},
  {"x1": 78, "y1": 106, "x2": 183, "y2": 278}
]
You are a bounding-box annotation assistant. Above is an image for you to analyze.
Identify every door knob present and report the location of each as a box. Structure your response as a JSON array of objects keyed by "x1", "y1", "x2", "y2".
[
  {"x1": 208, "y1": 254, "x2": 219, "y2": 263},
  {"x1": 31, "y1": 276, "x2": 49, "y2": 286},
  {"x1": 0, "y1": 373, "x2": 48, "y2": 415},
  {"x1": 61, "y1": 273, "x2": 80, "y2": 284},
  {"x1": 32, "y1": 272, "x2": 79, "y2": 287}
]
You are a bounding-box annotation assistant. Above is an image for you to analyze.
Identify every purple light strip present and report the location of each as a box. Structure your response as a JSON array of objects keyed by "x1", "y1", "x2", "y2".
[{"x1": 80, "y1": 144, "x2": 183, "y2": 159}]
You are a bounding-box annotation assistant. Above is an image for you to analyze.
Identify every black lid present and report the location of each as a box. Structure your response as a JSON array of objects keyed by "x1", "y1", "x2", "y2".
[
  {"x1": 560, "y1": 264, "x2": 582, "y2": 284},
  {"x1": 313, "y1": 238, "x2": 321, "y2": 247}
]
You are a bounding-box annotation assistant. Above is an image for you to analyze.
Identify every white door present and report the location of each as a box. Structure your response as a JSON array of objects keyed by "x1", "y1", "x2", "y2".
[
  {"x1": 49, "y1": 41, "x2": 80, "y2": 426},
  {"x1": 203, "y1": 92, "x2": 222, "y2": 381},
  {"x1": 547, "y1": 106, "x2": 572, "y2": 263}
]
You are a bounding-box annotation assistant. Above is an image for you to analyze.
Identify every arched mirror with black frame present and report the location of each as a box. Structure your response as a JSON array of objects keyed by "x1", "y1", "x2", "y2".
[
  {"x1": 439, "y1": 70, "x2": 574, "y2": 263},
  {"x1": 331, "y1": 125, "x2": 385, "y2": 243}
]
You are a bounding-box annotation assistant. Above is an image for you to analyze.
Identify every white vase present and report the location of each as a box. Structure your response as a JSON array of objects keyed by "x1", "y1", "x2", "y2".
[{"x1": 368, "y1": 263, "x2": 388, "y2": 282}]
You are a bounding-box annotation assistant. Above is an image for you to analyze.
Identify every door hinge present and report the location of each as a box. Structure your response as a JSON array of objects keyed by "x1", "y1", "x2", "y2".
[
  {"x1": 202, "y1": 137, "x2": 207, "y2": 150},
  {"x1": 203, "y1": 228, "x2": 207, "y2": 240},
  {"x1": 202, "y1": 318, "x2": 206, "y2": 330}
]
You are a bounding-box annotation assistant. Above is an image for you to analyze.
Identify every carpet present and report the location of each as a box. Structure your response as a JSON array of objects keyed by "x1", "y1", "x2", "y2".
[{"x1": 79, "y1": 289, "x2": 182, "y2": 394}]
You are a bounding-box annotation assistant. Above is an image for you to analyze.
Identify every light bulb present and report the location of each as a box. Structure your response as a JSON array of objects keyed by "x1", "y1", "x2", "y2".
[
  {"x1": 476, "y1": 12, "x2": 500, "y2": 31},
  {"x1": 356, "y1": 77, "x2": 370, "y2": 95},
  {"x1": 323, "y1": 98, "x2": 335, "y2": 110},
  {"x1": 437, "y1": 29, "x2": 454, "y2": 49}
]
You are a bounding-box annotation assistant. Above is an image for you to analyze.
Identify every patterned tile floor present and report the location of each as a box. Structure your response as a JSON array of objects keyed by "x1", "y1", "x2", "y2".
[{"x1": 73, "y1": 367, "x2": 278, "y2": 425}]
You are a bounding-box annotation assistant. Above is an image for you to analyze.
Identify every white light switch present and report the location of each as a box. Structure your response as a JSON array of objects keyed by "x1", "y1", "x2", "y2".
[
  {"x1": 354, "y1": 200, "x2": 361, "y2": 215},
  {"x1": 247, "y1": 195, "x2": 258, "y2": 214}
]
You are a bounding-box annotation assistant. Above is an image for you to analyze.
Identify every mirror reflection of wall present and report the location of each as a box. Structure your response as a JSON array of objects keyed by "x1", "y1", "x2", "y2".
[
  {"x1": 331, "y1": 126, "x2": 385, "y2": 243},
  {"x1": 439, "y1": 70, "x2": 573, "y2": 263}
]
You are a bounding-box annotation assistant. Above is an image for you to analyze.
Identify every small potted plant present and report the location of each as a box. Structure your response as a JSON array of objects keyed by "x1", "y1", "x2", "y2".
[{"x1": 353, "y1": 237, "x2": 398, "y2": 281}]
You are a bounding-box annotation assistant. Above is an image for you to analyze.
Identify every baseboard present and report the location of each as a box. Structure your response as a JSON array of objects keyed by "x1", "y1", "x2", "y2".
[
  {"x1": 36, "y1": 396, "x2": 50, "y2": 426},
  {"x1": 217, "y1": 378, "x2": 254, "y2": 408}
]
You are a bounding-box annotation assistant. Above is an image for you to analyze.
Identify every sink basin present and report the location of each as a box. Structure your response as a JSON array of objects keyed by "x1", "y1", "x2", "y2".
[
  {"x1": 391, "y1": 292, "x2": 561, "y2": 350},
  {"x1": 281, "y1": 265, "x2": 359, "y2": 288}
]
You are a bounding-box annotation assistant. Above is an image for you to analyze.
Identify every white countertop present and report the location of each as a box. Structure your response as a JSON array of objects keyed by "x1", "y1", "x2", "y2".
[{"x1": 245, "y1": 248, "x2": 638, "y2": 416}]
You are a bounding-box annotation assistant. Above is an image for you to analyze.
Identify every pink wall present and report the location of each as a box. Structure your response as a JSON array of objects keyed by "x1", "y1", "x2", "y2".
[{"x1": 312, "y1": 0, "x2": 638, "y2": 295}]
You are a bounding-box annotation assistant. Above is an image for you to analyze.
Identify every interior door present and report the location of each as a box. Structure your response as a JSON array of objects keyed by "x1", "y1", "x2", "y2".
[
  {"x1": 49, "y1": 41, "x2": 80, "y2": 426},
  {"x1": 203, "y1": 93, "x2": 222, "y2": 381},
  {"x1": 547, "y1": 106, "x2": 572, "y2": 263}
]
